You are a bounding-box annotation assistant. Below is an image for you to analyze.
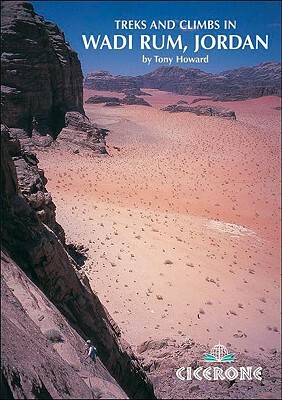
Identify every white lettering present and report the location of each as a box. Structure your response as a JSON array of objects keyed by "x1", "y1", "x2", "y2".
[
  {"x1": 202, "y1": 366, "x2": 212, "y2": 381},
  {"x1": 213, "y1": 367, "x2": 225, "y2": 380},
  {"x1": 225, "y1": 367, "x2": 239, "y2": 380},
  {"x1": 176, "y1": 367, "x2": 185, "y2": 381},
  {"x1": 253, "y1": 367, "x2": 263, "y2": 381},
  {"x1": 239, "y1": 367, "x2": 252, "y2": 380},
  {"x1": 194, "y1": 367, "x2": 203, "y2": 381}
]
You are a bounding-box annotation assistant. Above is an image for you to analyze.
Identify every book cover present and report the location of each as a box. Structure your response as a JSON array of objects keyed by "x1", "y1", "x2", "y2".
[{"x1": 1, "y1": 1, "x2": 281, "y2": 398}]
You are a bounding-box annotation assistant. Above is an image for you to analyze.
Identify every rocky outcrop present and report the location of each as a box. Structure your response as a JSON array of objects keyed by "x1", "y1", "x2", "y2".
[
  {"x1": 104, "y1": 102, "x2": 122, "y2": 107},
  {"x1": 85, "y1": 62, "x2": 281, "y2": 101},
  {"x1": 121, "y1": 95, "x2": 152, "y2": 107},
  {"x1": 56, "y1": 112, "x2": 108, "y2": 154},
  {"x1": 123, "y1": 88, "x2": 151, "y2": 96},
  {"x1": 1, "y1": 125, "x2": 155, "y2": 399},
  {"x1": 85, "y1": 94, "x2": 152, "y2": 107},
  {"x1": 84, "y1": 70, "x2": 140, "y2": 93},
  {"x1": 85, "y1": 95, "x2": 121, "y2": 104},
  {"x1": 161, "y1": 104, "x2": 236, "y2": 119},
  {"x1": 1, "y1": 1, "x2": 104, "y2": 152},
  {"x1": 1, "y1": 123, "x2": 65, "y2": 243}
]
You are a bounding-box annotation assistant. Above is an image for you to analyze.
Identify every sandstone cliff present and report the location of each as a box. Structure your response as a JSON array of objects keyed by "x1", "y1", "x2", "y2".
[
  {"x1": 1, "y1": 1, "x2": 106, "y2": 153},
  {"x1": 1, "y1": 126, "x2": 155, "y2": 399},
  {"x1": 1, "y1": 251, "x2": 127, "y2": 399}
]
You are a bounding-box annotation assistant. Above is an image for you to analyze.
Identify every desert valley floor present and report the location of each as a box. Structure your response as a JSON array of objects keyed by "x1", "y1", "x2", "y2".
[{"x1": 38, "y1": 90, "x2": 281, "y2": 357}]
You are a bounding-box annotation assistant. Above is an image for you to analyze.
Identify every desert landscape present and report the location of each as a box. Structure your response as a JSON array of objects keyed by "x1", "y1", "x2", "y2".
[
  {"x1": 38, "y1": 89, "x2": 281, "y2": 356},
  {"x1": 2, "y1": 1, "x2": 281, "y2": 398}
]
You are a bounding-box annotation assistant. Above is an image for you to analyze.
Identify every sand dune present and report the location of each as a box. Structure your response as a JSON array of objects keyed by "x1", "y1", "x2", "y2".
[{"x1": 38, "y1": 90, "x2": 281, "y2": 356}]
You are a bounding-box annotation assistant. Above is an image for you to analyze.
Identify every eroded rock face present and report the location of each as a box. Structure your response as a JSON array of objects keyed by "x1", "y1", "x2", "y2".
[
  {"x1": 1, "y1": 0, "x2": 84, "y2": 142},
  {"x1": 1, "y1": 256, "x2": 96, "y2": 400},
  {"x1": 1, "y1": 127, "x2": 155, "y2": 400},
  {"x1": 1, "y1": 124, "x2": 65, "y2": 242},
  {"x1": 56, "y1": 112, "x2": 108, "y2": 154}
]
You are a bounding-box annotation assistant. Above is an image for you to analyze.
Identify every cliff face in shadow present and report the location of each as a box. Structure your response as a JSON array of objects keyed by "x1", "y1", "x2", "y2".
[
  {"x1": 1, "y1": 118, "x2": 155, "y2": 400},
  {"x1": 1, "y1": 0, "x2": 106, "y2": 154},
  {"x1": 1, "y1": 1, "x2": 83, "y2": 144}
]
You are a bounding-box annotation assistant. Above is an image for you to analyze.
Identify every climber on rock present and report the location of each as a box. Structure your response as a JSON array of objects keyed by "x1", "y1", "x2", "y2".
[{"x1": 85, "y1": 339, "x2": 97, "y2": 363}]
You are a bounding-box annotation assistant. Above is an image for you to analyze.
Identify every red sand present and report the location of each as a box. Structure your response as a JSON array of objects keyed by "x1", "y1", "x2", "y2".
[{"x1": 38, "y1": 90, "x2": 281, "y2": 356}]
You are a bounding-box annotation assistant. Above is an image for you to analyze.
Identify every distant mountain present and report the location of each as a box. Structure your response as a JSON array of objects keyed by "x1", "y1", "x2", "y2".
[
  {"x1": 84, "y1": 62, "x2": 281, "y2": 101},
  {"x1": 84, "y1": 70, "x2": 141, "y2": 94}
]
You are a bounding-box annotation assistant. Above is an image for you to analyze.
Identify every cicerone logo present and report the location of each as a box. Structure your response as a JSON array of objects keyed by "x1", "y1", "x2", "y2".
[
  {"x1": 204, "y1": 342, "x2": 235, "y2": 363},
  {"x1": 176, "y1": 342, "x2": 262, "y2": 382}
]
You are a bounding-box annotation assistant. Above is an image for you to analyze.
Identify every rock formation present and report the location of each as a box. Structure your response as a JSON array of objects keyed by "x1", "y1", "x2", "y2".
[
  {"x1": 1, "y1": 123, "x2": 66, "y2": 243},
  {"x1": 85, "y1": 62, "x2": 281, "y2": 101},
  {"x1": 1, "y1": 251, "x2": 127, "y2": 399},
  {"x1": 84, "y1": 70, "x2": 140, "y2": 93},
  {"x1": 85, "y1": 94, "x2": 152, "y2": 107},
  {"x1": 1, "y1": 0, "x2": 105, "y2": 153},
  {"x1": 1, "y1": 124, "x2": 155, "y2": 400},
  {"x1": 104, "y1": 102, "x2": 122, "y2": 107},
  {"x1": 1, "y1": 1, "x2": 81, "y2": 139},
  {"x1": 161, "y1": 104, "x2": 236, "y2": 119},
  {"x1": 123, "y1": 88, "x2": 151, "y2": 96},
  {"x1": 56, "y1": 112, "x2": 108, "y2": 154},
  {"x1": 121, "y1": 95, "x2": 152, "y2": 107},
  {"x1": 85, "y1": 95, "x2": 121, "y2": 104}
]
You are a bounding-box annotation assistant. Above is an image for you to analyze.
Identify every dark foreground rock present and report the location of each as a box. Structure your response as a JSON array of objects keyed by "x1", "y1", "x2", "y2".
[
  {"x1": 1, "y1": 123, "x2": 65, "y2": 243},
  {"x1": 161, "y1": 104, "x2": 236, "y2": 119},
  {"x1": 1, "y1": 123, "x2": 156, "y2": 400},
  {"x1": 2, "y1": 252, "x2": 127, "y2": 399}
]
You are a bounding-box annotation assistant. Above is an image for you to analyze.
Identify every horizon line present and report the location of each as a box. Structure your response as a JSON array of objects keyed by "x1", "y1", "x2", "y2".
[{"x1": 83, "y1": 59, "x2": 281, "y2": 77}]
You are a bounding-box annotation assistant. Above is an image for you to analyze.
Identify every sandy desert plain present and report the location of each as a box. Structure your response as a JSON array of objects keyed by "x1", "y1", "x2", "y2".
[{"x1": 38, "y1": 89, "x2": 281, "y2": 357}]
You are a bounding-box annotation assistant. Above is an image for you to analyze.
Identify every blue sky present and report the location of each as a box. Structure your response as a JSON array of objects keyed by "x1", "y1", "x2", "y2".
[{"x1": 31, "y1": 1, "x2": 281, "y2": 76}]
